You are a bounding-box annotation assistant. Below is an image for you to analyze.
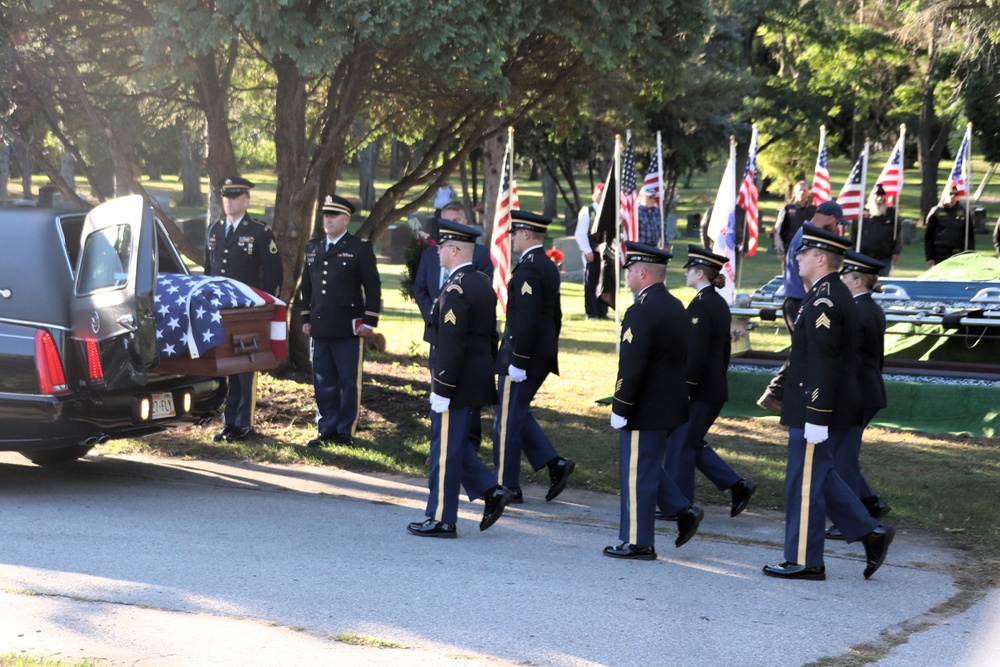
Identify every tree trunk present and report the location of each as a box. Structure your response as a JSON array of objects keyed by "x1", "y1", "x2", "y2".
[
  {"x1": 540, "y1": 158, "x2": 558, "y2": 218},
  {"x1": 193, "y1": 48, "x2": 240, "y2": 228},
  {"x1": 358, "y1": 137, "x2": 379, "y2": 211},
  {"x1": 389, "y1": 139, "x2": 409, "y2": 180},
  {"x1": 15, "y1": 142, "x2": 33, "y2": 200},
  {"x1": 917, "y1": 22, "x2": 948, "y2": 224},
  {"x1": 60, "y1": 150, "x2": 74, "y2": 188},
  {"x1": 0, "y1": 143, "x2": 9, "y2": 205},
  {"x1": 481, "y1": 132, "x2": 507, "y2": 242},
  {"x1": 180, "y1": 124, "x2": 204, "y2": 206}
]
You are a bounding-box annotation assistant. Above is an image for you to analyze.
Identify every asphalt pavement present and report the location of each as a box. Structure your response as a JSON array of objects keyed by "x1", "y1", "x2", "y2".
[{"x1": 0, "y1": 451, "x2": 996, "y2": 666}]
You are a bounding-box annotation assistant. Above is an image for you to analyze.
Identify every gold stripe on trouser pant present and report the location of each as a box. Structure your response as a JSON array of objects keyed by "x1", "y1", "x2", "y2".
[
  {"x1": 797, "y1": 441, "x2": 816, "y2": 564},
  {"x1": 349, "y1": 337, "x2": 364, "y2": 436},
  {"x1": 434, "y1": 411, "x2": 450, "y2": 522},
  {"x1": 496, "y1": 378, "x2": 512, "y2": 481},
  {"x1": 249, "y1": 372, "x2": 258, "y2": 423},
  {"x1": 629, "y1": 430, "x2": 640, "y2": 544}
]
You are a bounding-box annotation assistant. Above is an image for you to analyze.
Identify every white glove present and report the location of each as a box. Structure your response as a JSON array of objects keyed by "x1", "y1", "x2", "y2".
[
  {"x1": 508, "y1": 365, "x2": 528, "y2": 383},
  {"x1": 804, "y1": 422, "x2": 828, "y2": 444},
  {"x1": 610, "y1": 412, "x2": 628, "y2": 430},
  {"x1": 429, "y1": 392, "x2": 450, "y2": 414}
]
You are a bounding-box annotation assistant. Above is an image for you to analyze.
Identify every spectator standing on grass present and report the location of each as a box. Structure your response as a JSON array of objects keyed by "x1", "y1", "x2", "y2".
[
  {"x1": 637, "y1": 185, "x2": 663, "y2": 247},
  {"x1": 205, "y1": 176, "x2": 283, "y2": 443},
  {"x1": 925, "y1": 186, "x2": 973, "y2": 266},
  {"x1": 773, "y1": 180, "x2": 815, "y2": 265},
  {"x1": 850, "y1": 184, "x2": 901, "y2": 276},
  {"x1": 574, "y1": 183, "x2": 610, "y2": 320}
]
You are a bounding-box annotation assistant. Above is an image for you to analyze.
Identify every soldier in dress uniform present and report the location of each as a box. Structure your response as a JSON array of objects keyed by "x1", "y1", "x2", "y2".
[
  {"x1": 605, "y1": 242, "x2": 704, "y2": 560},
  {"x1": 662, "y1": 245, "x2": 757, "y2": 518},
  {"x1": 763, "y1": 225, "x2": 894, "y2": 581},
  {"x1": 492, "y1": 210, "x2": 576, "y2": 504},
  {"x1": 299, "y1": 194, "x2": 381, "y2": 447},
  {"x1": 205, "y1": 176, "x2": 283, "y2": 442},
  {"x1": 407, "y1": 219, "x2": 513, "y2": 538},
  {"x1": 826, "y1": 251, "x2": 892, "y2": 540}
]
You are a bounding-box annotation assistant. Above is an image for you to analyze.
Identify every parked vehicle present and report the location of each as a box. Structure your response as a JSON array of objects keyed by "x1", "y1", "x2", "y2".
[{"x1": 0, "y1": 196, "x2": 226, "y2": 465}]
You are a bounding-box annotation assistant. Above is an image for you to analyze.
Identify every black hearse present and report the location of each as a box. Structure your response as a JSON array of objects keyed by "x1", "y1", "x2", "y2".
[{"x1": 0, "y1": 196, "x2": 225, "y2": 465}]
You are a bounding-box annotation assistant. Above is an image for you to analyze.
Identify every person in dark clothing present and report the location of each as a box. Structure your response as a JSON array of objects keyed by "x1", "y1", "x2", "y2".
[
  {"x1": 773, "y1": 180, "x2": 815, "y2": 265},
  {"x1": 851, "y1": 184, "x2": 901, "y2": 276},
  {"x1": 925, "y1": 187, "x2": 974, "y2": 265}
]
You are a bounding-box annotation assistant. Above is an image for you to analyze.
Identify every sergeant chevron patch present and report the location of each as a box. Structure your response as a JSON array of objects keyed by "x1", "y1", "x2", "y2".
[
  {"x1": 622, "y1": 327, "x2": 634, "y2": 343},
  {"x1": 815, "y1": 313, "x2": 831, "y2": 329},
  {"x1": 444, "y1": 309, "x2": 457, "y2": 325},
  {"x1": 521, "y1": 282, "x2": 532, "y2": 296}
]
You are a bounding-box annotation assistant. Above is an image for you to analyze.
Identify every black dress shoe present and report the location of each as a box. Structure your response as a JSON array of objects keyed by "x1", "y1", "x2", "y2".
[
  {"x1": 481, "y1": 486, "x2": 513, "y2": 531},
  {"x1": 730, "y1": 478, "x2": 758, "y2": 517},
  {"x1": 508, "y1": 488, "x2": 524, "y2": 505},
  {"x1": 863, "y1": 496, "x2": 892, "y2": 519},
  {"x1": 334, "y1": 434, "x2": 353, "y2": 445},
  {"x1": 306, "y1": 435, "x2": 331, "y2": 448},
  {"x1": 603, "y1": 542, "x2": 656, "y2": 560},
  {"x1": 861, "y1": 525, "x2": 895, "y2": 579},
  {"x1": 213, "y1": 425, "x2": 234, "y2": 442},
  {"x1": 224, "y1": 426, "x2": 252, "y2": 442},
  {"x1": 825, "y1": 525, "x2": 845, "y2": 540},
  {"x1": 763, "y1": 562, "x2": 826, "y2": 580},
  {"x1": 545, "y1": 457, "x2": 576, "y2": 501},
  {"x1": 407, "y1": 518, "x2": 457, "y2": 538},
  {"x1": 675, "y1": 505, "x2": 704, "y2": 548}
]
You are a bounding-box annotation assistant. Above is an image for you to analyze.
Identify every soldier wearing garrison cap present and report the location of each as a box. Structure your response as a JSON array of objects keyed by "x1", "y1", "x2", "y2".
[
  {"x1": 206, "y1": 176, "x2": 283, "y2": 442},
  {"x1": 662, "y1": 246, "x2": 757, "y2": 521},
  {"x1": 606, "y1": 241, "x2": 703, "y2": 560},
  {"x1": 763, "y1": 224, "x2": 894, "y2": 581},
  {"x1": 300, "y1": 193, "x2": 381, "y2": 447},
  {"x1": 408, "y1": 219, "x2": 513, "y2": 538},
  {"x1": 826, "y1": 250, "x2": 892, "y2": 541},
  {"x1": 492, "y1": 209, "x2": 576, "y2": 505}
]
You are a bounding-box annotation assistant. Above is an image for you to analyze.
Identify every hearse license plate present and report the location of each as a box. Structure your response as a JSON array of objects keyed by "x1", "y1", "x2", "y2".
[{"x1": 151, "y1": 392, "x2": 176, "y2": 419}]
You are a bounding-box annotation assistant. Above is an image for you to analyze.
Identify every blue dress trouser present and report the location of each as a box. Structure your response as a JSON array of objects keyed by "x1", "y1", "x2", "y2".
[
  {"x1": 493, "y1": 374, "x2": 558, "y2": 490},
  {"x1": 664, "y1": 400, "x2": 741, "y2": 503},
  {"x1": 223, "y1": 372, "x2": 255, "y2": 428},
  {"x1": 833, "y1": 409, "x2": 879, "y2": 500},
  {"x1": 426, "y1": 407, "x2": 497, "y2": 524},
  {"x1": 784, "y1": 428, "x2": 879, "y2": 567},
  {"x1": 311, "y1": 337, "x2": 364, "y2": 438},
  {"x1": 619, "y1": 429, "x2": 690, "y2": 548}
]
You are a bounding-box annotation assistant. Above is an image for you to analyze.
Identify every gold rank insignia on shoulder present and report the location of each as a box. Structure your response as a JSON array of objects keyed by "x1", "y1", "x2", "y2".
[
  {"x1": 815, "y1": 297, "x2": 833, "y2": 308},
  {"x1": 622, "y1": 327, "x2": 634, "y2": 343},
  {"x1": 521, "y1": 282, "x2": 532, "y2": 296},
  {"x1": 816, "y1": 312, "x2": 831, "y2": 329},
  {"x1": 444, "y1": 309, "x2": 457, "y2": 325},
  {"x1": 269, "y1": 240, "x2": 278, "y2": 254}
]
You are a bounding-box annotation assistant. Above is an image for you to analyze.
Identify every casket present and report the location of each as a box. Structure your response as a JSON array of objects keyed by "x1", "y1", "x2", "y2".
[{"x1": 156, "y1": 304, "x2": 280, "y2": 376}]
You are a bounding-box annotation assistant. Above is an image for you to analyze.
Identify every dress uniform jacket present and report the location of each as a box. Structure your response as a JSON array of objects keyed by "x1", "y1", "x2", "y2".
[
  {"x1": 613, "y1": 283, "x2": 690, "y2": 431},
  {"x1": 684, "y1": 286, "x2": 730, "y2": 404},
  {"x1": 854, "y1": 292, "x2": 887, "y2": 410},
  {"x1": 924, "y1": 203, "x2": 974, "y2": 262},
  {"x1": 780, "y1": 272, "x2": 862, "y2": 431},
  {"x1": 850, "y1": 209, "x2": 902, "y2": 263},
  {"x1": 414, "y1": 244, "x2": 493, "y2": 345},
  {"x1": 496, "y1": 246, "x2": 562, "y2": 377},
  {"x1": 205, "y1": 214, "x2": 283, "y2": 295},
  {"x1": 300, "y1": 233, "x2": 381, "y2": 338},
  {"x1": 429, "y1": 265, "x2": 499, "y2": 409}
]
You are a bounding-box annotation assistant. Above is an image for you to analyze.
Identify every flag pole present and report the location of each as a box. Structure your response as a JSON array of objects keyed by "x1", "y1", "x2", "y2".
[
  {"x1": 965, "y1": 122, "x2": 972, "y2": 251},
  {"x1": 894, "y1": 124, "x2": 905, "y2": 246},
  {"x1": 856, "y1": 139, "x2": 870, "y2": 251},
  {"x1": 656, "y1": 130, "x2": 665, "y2": 248},
  {"x1": 614, "y1": 134, "x2": 623, "y2": 354}
]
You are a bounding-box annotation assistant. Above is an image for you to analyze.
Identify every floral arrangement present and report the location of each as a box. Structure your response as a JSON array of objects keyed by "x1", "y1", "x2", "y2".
[{"x1": 546, "y1": 247, "x2": 565, "y2": 270}]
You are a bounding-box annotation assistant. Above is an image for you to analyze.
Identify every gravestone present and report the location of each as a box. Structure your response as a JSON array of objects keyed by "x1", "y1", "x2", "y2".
[{"x1": 553, "y1": 236, "x2": 584, "y2": 282}]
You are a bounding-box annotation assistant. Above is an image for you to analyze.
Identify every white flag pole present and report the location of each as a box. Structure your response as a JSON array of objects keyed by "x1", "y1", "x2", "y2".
[
  {"x1": 855, "y1": 139, "x2": 870, "y2": 251},
  {"x1": 656, "y1": 131, "x2": 665, "y2": 248},
  {"x1": 614, "y1": 134, "x2": 622, "y2": 354}
]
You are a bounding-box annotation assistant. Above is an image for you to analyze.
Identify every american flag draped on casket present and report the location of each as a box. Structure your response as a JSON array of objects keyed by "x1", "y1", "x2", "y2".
[{"x1": 153, "y1": 273, "x2": 286, "y2": 376}]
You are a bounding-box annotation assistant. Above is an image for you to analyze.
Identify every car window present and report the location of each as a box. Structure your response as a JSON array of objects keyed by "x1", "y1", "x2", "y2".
[{"x1": 77, "y1": 224, "x2": 131, "y2": 294}]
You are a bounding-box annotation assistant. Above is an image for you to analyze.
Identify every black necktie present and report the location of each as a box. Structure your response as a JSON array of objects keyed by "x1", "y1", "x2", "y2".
[{"x1": 226, "y1": 224, "x2": 235, "y2": 243}]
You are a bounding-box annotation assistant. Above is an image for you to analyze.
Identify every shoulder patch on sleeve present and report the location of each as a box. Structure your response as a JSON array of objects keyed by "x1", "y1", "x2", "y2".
[
  {"x1": 444, "y1": 309, "x2": 457, "y2": 325},
  {"x1": 521, "y1": 281, "x2": 532, "y2": 296},
  {"x1": 445, "y1": 283, "x2": 464, "y2": 294},
  {"x1": 622, "y1": 327, "x2": 634, "y2": 343},
  {"x1": 814, "y1": 297, "x2": 834, "y2": 308},
  {"x1": 815, "y1": 312, "x2": 831, "y2": 329}
]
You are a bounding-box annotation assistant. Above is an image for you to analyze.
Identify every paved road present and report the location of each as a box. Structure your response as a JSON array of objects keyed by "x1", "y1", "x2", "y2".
[{"x1": 0, "y1": 451, "x2": 995, "y2": 666}]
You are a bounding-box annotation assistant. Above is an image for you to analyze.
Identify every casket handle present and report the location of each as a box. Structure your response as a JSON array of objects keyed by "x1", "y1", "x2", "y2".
[{"x1": 232, "y1": 334, "x2": 260, "y2": 362}]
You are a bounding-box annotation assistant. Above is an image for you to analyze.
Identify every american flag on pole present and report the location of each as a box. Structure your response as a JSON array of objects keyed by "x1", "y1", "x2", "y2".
[
  {"x1": 872, "y1": 133, "x2": 904, "y2": 204},
  {"x1": 837, "y1": 153, "x2": 866, "y2": 222},
  {"x1": 154, "y1": 274, "x2": 287, "y2": 360},
  {"x1": 942, "y1": 125, "x2": 971, "y2": 200},
  {"x1": 736, "y1": 125, "x2": 759, "y2": 256},
  {"x1": 812, "y1": 128, "x2": 831, "y2": 205},
  {"x1": 620, "y1": 134, "x2": 638, "y2": 242},
  {"x1": 642, "y1": 151, "x2": 662, "y2": 208},
  {"x1": 708, "y1": 139, "x2": 738, "y2": 304},
  {"x1": 490, "y1": 129, "x2": 518, "y2": 313}
]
